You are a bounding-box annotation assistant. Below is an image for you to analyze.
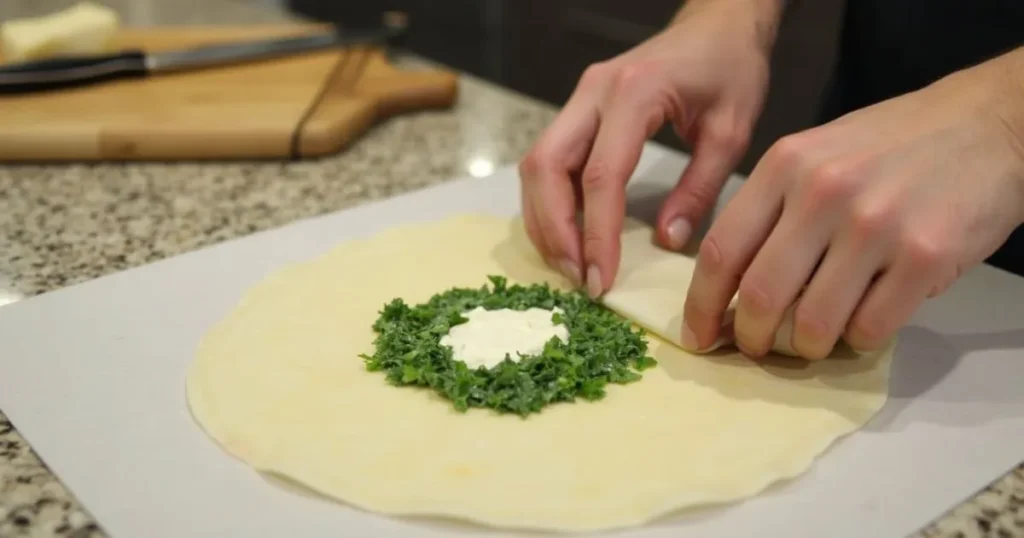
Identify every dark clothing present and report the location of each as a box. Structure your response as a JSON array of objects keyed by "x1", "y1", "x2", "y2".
[{"x1": 818, "y1": 0, "x2": 1024, "y2": 276}]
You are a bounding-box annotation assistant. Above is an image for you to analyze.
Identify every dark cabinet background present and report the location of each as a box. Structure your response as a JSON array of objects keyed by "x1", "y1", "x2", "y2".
[{"x1": 287, "y1": 0, "x2": 844, "y2": 174}]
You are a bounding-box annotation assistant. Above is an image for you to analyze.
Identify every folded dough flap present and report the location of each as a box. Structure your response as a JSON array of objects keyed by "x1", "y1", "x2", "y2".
[{"x1": 601, "y1": 219, "x2": 802, "y2": 356}]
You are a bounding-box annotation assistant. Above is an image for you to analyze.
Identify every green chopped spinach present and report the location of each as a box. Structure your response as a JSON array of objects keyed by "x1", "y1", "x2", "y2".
[{"x1": 359, "y1": 275, "x2": 657, "y2": 417}]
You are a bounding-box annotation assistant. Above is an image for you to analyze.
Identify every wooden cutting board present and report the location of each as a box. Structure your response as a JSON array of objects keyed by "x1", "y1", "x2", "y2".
[{"x1": 0, "y1": 24, "x2": 459, "y2": 161}]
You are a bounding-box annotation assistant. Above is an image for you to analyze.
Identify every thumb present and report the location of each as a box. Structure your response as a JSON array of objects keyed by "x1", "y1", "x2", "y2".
[{"x1": 656, "y1": 114, "x2": 750, "y2": 251}]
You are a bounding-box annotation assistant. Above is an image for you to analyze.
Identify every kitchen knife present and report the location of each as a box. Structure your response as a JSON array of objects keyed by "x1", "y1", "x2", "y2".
[{"x1": 0, "y1": 23, "x2": 405, "y2": 95}]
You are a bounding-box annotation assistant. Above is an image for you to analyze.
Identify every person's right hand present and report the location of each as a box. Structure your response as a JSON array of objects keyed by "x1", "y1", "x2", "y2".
[{"x1": 518, "y1": 0, "x2": 781, "y2": 298}]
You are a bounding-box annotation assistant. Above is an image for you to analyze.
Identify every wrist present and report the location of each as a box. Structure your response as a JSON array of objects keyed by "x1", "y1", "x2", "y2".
[
  {"x1": 993, "y1": 48, "x2": 1024, "y2": 163},
  {"x1": 672, "y1": 0, "x2": 787, "y2": 53},
  {"x1": 935, "y1": 47, "x2": 1024, "y2": 223},
  {"x1": 988, "y1": 47, "x2": 1024, "y2": 222},
  {"x1": 989, "y1": 48, "x2": 1024, "y2": 221}
]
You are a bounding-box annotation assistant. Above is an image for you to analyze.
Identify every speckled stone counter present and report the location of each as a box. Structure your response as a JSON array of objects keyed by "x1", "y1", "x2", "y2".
[{"x1": 0, "y1": 1, "x2": 1022, "y2": 537}]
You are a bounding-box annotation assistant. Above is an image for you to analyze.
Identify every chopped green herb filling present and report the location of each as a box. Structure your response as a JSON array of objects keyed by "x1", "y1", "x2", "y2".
[{"x1": 359, "y1": 275, "x2": 657, "y2": 417}]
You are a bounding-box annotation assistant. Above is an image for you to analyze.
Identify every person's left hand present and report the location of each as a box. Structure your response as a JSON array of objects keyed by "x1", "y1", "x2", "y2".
[{"x1": 681, "y1": 56, "x2": 1024, "y2": 359}]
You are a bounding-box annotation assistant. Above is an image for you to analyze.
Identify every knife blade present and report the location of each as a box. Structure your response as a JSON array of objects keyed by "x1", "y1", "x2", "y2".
[{"x1": 0, "y1": 24, "x2": 404, "y2": 95}]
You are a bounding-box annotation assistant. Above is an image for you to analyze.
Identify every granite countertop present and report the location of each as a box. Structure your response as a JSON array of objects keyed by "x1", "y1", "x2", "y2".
[{"x1": 0, "y1": 1, "x2": 1021, "y2": 537}]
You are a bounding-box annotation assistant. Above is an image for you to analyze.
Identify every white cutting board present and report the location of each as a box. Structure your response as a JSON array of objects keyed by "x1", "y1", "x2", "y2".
[{"x1": 2, "y1": 143, "x2": 1024, "y2": 538}]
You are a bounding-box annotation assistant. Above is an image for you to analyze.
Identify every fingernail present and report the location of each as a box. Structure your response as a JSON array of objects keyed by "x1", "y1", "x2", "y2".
[
  {"x1": 739, "y1": 345, "x2": 764, "y2": 359},
  {"x1": 559, "y1": 258, "x2": 581, "y2": 287},
  {"x1": 667, "y1": 218, "x2": 692, "y2": 251},
  {"x1": 735, "y1": 337, "x2": 764, "y2": 359},
  {"x1": 586, "y1": 265, "x2": 603, "y2": 299},
  {"x1": 680, "y1": 322, "x2": 699, "y2": 350}
]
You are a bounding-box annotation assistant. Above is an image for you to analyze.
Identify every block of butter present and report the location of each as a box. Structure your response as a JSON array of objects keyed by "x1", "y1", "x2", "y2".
[{"x1": 0, "y1": 2, "x2": 121, "y2": 63}]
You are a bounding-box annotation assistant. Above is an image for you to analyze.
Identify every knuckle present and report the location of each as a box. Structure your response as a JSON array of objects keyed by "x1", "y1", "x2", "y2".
[
  {"x1": 696, "y1": 234, "x2": 728, "y2": 276},
  {"x1": 727, "y1": 130, "x2": 751, "y2": 154},
  {"x1": 683, "y1": 295, "x2": 715, "y2": 329},
  {"x1": 849, "y1": 199, "x2": 897, "y2": 240},
  {"x1": 765, "y1": 134, "x2": 810, "y2": 172},
  {"x1": 518, "y1": 148, "x2": 550, "y2": 180},
  {"x1": 579, "y1": 61, "x2": 611, "y2": 88},
  {"x1": 581, "y1": 226, "x2": 605, "y2": 253},
  {"x1": 705, "y1": 122, "x2": 750, "y2": 155},
  {"x1": 794, "y1": 160, "x2": 858, "y2": 218},
  {"x1": 794, "y1": 306, "x2": 828, "y2": 341},
  {"x1": 901, "y1": 232, "x2": 952, "y2": 269},
  {"x1": 792, "y1": 313, "x2": 835, "y2": 361},
  {"x1": 580, "y1": 159, "x2": 612, "y2": 192},
  {"x1": 673, "y1": 178, "x2": 721, "y2": 212},
  {"x1": 610, "y1": 62, "x2": 655, "y2": 94},
  {"x1": 755, "y1": 135, "x2": 812, "y2": 192},
  {"x1": 790, "y1": 292, "x2": 849, "y2": 359},
  {"x1": 806, "y1": 160, "x2": 857, "y2": 201},
  {"x1": 737, "y1": 278, "x2": 774, "y2": 316},
  {"x1": 846, "y1": 310, "x2": 889, "y2": 348}
]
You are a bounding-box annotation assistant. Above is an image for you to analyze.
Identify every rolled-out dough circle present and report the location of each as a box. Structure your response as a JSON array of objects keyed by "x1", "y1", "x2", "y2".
[{"x1": 186, "y1": 214, "x2": 893, "y2": 533}]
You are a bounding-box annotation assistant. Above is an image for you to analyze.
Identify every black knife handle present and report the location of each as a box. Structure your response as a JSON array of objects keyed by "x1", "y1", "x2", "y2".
[{"x1": 0, "y1": 51, "x2": 147, "y2": 95}]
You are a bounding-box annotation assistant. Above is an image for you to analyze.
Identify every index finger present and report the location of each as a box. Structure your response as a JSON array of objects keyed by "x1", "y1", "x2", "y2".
[
  {"x1": 682, "y1": 162, "x2": 784, "y2": 351},
  {"x1": 520, "y1": 85, "x2": 604, "y2": 284},
  {"x1": 579, "y1": 95, "x2": 666, "y2": 298}
]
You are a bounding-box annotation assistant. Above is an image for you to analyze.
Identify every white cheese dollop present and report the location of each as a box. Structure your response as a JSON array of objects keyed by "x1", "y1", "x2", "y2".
[{"x1": 440, "y1": 306, "x2": 569, "y2": 369}]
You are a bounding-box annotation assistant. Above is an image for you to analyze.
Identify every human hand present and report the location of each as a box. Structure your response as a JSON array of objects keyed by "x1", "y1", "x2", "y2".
[
  {"x1": 682, "y1": 57, "x2": 1024, "y2": 359},
  {"x1": 518, "y1": 0, "x2": 784, "y2": 297}
]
